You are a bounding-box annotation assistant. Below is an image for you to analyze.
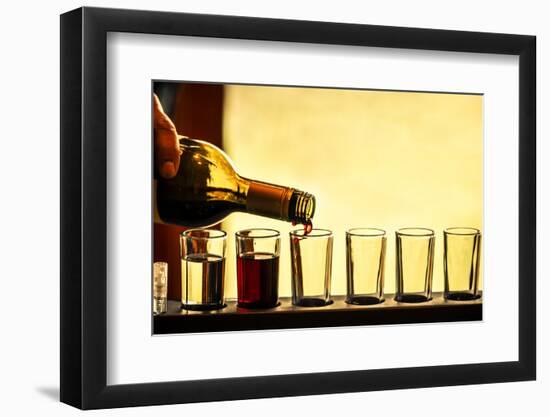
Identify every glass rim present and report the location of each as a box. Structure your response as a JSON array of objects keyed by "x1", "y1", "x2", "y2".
[
  {"x1": 346, "y1": 227, "x2": 386, "y2": 237},
  {"x1": 396, "y1": 227, "x2": 434, "y2": 237},
  {"x1": 235, "y1": 228, "x2": 280, "y2": 239},
  {"x1": 444, "y1": 227, "x2": 481, "y2": 236},
  {"x1": 290, "y1": 228, "x2": 333, "y2": 238},
  {"x1": 181, "y1": 228, "x2": 227, "y2": 240}
]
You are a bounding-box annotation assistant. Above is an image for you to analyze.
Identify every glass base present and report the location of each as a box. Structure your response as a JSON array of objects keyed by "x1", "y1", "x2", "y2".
[
  {"x1": 394, "y1": 294, "x2": 432, "y2": 303},
  {"x1": 445, "y1": 292, "x2": 481, "y2": 301},
  {"x1": 181, "y1": 302, "x2": 227, "y2": 311},
  {"x1": 293, "y1": 298, "x2": 333, "y2": 307},
  {"x1": 346, "y1": 295, "x2": 385, "y2": 305},
  {"x1": 237, "y1": 301, "x2": 281, "y2": 309},
  {"x1": 153, "y1": 298, "x2": 167, "y2": 314}
]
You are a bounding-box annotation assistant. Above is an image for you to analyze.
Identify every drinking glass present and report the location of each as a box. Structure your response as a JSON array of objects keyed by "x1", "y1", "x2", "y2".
[
  {"x1": 180, "y1": 229, "x2": 227, "y2": 310},
  {"x1": 153, "y1": 261, "x2": 168, "y2": 314},
  {"x1": 236, "y1": 229, "x2": 281, "y2": 308},
  {"x1": 290, "y1": 228, "x2": 333, "y2": 307},
  {"x1": 346, "y1": 228, "x2": 386, "y2": 305},
  {"x1": 395, "y1": 228, "x2": 435, "y2": 303},
  {"x1": 444, "y1": 227, "x2": 482, "y2": 300}
]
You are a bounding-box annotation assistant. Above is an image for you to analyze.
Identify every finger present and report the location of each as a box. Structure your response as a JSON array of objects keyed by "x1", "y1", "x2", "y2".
[
  {"x1": 156, "y1": 128, "x2": 181, "y2": 179},
  {"x1": 153, "y1": 94, "x2": 176, "y2": 131}
]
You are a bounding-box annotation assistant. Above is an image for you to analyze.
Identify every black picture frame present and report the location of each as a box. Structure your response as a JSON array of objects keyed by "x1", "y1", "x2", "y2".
[{"x1": 60, "y1": 6, "x2": 536, "y2": 410}]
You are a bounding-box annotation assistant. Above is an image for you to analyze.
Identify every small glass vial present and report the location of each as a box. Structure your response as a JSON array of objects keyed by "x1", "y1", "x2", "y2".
[{"x1": 153, "y1": 262, "x2": 168, "y2": 314}]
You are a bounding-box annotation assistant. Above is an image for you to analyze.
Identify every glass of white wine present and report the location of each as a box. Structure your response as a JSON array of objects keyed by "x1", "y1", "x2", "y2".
[{"x1": 180, "y1": 229, "x2": 227, "y2": 311}]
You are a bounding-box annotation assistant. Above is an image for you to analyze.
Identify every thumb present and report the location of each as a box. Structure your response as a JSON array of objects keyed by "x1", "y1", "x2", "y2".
[{"x1": 153, "y1": 94, "x2": 181, "y2": 178}]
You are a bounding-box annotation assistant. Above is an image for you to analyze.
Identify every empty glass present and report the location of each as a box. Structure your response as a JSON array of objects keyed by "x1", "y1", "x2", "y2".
[
  {"x1": 395, "y1": 228, "x2": 435, "y2": 303},
  {"x1": 444, "y1": 227, "x2": 482, "y2": 300},
  {"x1": 346, "y1": 228, "x2": 386, "y2": 305},
  {"x1": 180, "y1": 229, "x2": 227, "y2": 310},
  {"x1": 153, "y1": 261, "x2": 168, "y2": 314},
  {"x1": 290, "y1": 228, "x2": 333, "y2": 307},
  {"x1": 236, "y1": 228, "x2": 281, "y2": 309}
]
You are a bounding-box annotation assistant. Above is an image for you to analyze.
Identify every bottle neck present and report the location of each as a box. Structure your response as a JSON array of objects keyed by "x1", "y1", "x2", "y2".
[
  {"x1": 289, "y1": 189, "x2": 316, "y2": 224},
  {"x1": 245, "y1": 180, "x2": 315, "y2": 223}
]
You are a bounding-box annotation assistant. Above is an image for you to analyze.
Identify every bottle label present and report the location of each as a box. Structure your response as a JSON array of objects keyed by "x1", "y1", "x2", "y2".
[{"x1": 247, "y1": 181, "x2": 293, "y2": 220}]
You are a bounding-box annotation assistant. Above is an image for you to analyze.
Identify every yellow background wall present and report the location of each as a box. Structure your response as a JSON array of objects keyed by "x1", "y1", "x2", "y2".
[{"x1": 221, "y1": 85, "x2": 482, "y2": 299}]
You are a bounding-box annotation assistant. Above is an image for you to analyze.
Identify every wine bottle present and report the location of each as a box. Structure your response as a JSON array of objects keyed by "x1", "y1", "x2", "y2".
[{"x1": 155, "y1": 136, "x2": 316, "y2": 228}]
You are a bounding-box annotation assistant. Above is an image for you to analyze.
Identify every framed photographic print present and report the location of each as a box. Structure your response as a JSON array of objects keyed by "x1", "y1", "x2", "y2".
[{"x1": 60, "y1": 6, "x2": 536, "y2": 409}]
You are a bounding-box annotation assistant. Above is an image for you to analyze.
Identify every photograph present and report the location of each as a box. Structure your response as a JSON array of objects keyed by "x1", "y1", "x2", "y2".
[{"x1": 152, "y1": 81, "x2": 483, "y2": 334}]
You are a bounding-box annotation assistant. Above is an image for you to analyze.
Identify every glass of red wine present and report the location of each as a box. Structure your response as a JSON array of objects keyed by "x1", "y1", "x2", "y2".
[{"x1": 235, "y1": 229, "x2": 281, "y2": 309}]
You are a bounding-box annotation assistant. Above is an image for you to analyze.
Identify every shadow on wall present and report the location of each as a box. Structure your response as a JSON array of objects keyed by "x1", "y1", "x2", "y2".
[{"x1": 35, "y1": 386, "x2": 59, "y2": 401}]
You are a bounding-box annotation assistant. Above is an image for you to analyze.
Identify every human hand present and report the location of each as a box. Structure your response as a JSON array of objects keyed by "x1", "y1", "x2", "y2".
[{"x1": 153, "y1": 94, "x2": 181, "y2": 179}]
